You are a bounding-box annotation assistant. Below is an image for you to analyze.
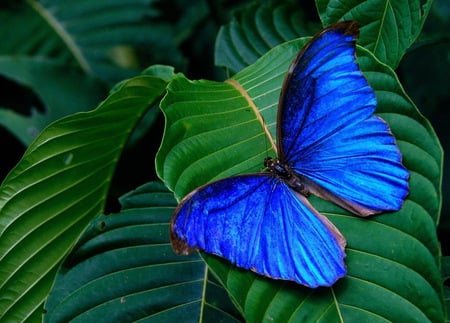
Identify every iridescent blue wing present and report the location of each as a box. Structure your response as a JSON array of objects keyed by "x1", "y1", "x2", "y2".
[
  {"x1": 278, "y1": 21, "x2": 409, "y2": 216},
  {"x1": 171, "y1": 174, "x2": 346, "y2": 288}
]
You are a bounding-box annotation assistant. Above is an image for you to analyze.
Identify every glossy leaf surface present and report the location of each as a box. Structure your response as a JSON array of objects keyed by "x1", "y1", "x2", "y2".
[{"x1": 0, "y1": 75, "x2": 167, "y2": 322}]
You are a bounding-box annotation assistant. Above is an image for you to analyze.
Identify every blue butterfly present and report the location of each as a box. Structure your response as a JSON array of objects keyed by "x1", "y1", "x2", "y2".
[{"x1": 170, "y1": 21, "x2": 409, "y2": 288}]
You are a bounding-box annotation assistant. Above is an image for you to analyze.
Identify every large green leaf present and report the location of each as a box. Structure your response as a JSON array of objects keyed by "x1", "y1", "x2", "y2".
[
  {"x1": 43, "y1": 182, "x2": 243, "y2": 322},
  {"x1": 0, "y1": 0, "x2": 179, "y2": 83},
  {"x1": 0, "y1": 57, "x2": 106, "y2": 146},
  {"x1": 215, "y1": 0, "x2": 434, "y2": 73},
  {"x1": 0, "y1": 74, "x2": 167, "y2": 322},
  {"x1": 156, "y1": 38, "x2": 444, "y2": 321},
  {"x1": 215, "y1": 0, "x2": 318, "y2": 74},
  {"x1": 315, "y1": 0, "x2": 433, "y2": 68}
]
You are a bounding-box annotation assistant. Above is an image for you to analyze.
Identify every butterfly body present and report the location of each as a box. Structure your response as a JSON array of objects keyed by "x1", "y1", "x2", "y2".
[
  {"x1": 169, "y1": 21, "x2": 409, "y2": 288},
  {"x1": 264, "y1": 157, "x2": 309, "y2": 196}
]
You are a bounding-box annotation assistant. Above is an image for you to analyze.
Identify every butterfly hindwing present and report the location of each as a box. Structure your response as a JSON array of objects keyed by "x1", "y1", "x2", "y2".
[
  {"x1": 279, "y1": 22, "x2": 409, "y2": 215},
  {"x1": 171, "y1": 174, "x2": 346, "y2": 288}
]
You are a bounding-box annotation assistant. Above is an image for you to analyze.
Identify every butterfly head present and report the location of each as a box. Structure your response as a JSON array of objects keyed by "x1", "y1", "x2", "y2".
[{"x1": 264, "y1": 157, "x2": 290, "y2": 178}]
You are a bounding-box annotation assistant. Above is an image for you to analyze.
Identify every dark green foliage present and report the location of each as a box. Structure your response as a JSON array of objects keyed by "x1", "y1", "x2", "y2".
[
  {"x1": 43, "y1": 182, "x2": 243, "y2": 322},
  {"x1": 0, "y1": 0, "x2": 448, "y2": 322}
]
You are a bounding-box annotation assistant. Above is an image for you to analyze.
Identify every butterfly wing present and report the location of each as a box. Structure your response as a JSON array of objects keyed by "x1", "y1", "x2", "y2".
[
  {"x1": 278, "y1": 21, "x2": 409, "y2": 215},
  {"x1": 171, "y1": 174, "x2": 346, "y2": 288}
]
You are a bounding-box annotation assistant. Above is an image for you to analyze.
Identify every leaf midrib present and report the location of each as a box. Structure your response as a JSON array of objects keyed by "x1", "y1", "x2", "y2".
[{"x1": 28, "y1": 0, "x2": 91, "y2": 73}]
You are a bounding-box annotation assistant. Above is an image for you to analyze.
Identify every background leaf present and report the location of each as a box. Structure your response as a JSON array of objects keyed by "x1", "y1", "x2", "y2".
[
  {"x1": 0, "y1": 0, "x2": 181, "y2": 83},
  {"x1": 157, "y1": 38, "x2": 444, "y2": 321},
  {"x1": 397, "y1": 0, "x2": 450, "y2": 241},
  {"x1": 0, "y1": 57, "x2": 106, "y2": 145},
  {"x1": 0, "y1": 74, "x2": 167, "y2": 322},
  {"x1": 215, "y1": 0, "x2": 318, "y2": 74},
  {"x1": 0, "y1": 0, "x2": 180, "y2": 148},
  {"x1": 315, "y1": 0, "x2": 433, "y2": 68},
  {"x1": 43, "y1": 182, "x2": 243, "y2": 322}
]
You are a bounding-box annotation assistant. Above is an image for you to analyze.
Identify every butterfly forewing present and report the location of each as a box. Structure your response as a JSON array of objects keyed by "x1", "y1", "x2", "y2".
[{"x1": 278, "y1": 21, "x2": 409, "y2": 215}]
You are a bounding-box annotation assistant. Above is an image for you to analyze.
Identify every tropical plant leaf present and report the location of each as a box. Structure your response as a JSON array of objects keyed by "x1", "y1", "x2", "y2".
[
  {"x1": 215, "y1": 0, "x2": 318, "y2": 74},
  {"x1": 156, "y1": 76, "x2": 273, "y2": 197},
  {"x1": 0, "y1": 57, "x2": 106, "y2": 145},
  {"x1": 0, "y1": 74, "x2": 167, "y2": 322},
  {"x1": 315, "y1": 0, "x2": 433, "y2": 68},
  {"x1": 156, "y1": 38, "x2": 444, "y2": 321},
  {"x1": 442, "y1": 256, "x2": 450, "y2": 282},
  {"x1": 442, "y1": 256, "x2": 450, "y2": 321},
  {"x1": 0, "y1": 0, "x2": 181, "y2": 83},
  {"x1": 43, "y1": 182, "x2": 243, "y2": 322},
  {"x1": 445, "y1": 287, "x2": 450, "y2": 323}
]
